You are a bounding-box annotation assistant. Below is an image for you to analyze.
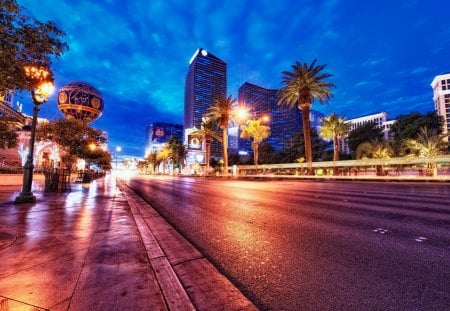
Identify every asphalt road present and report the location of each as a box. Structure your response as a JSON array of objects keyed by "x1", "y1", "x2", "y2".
[{"x1": 127, "y1": 176, "x2": 450, "y2": 310}]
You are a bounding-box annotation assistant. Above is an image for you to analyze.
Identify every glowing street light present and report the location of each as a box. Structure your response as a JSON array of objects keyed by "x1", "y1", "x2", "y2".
[
  {"x1": 86, "y1": 143, "x2": 96, "y2": 169},
  {"x1": 115, "y1": 146, "x2": 122, "y2": 169},
  {"x1": 15, "y1": 66, "x2": 54, "y2": 203},
  {"x1": 261, "y1": 115, "x2": 270, "y2": 123},
  {"x1": 235, "y1": 104, "x2": 270, "y2": 123},
  {"x1": 236, "y1": 106, "x2": 249, "y2": 120}
]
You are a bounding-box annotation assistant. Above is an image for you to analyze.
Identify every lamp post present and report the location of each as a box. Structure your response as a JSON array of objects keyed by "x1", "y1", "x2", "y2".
[
  {"x1": 87, "y1": 143, "x2": 96, "y2": 170},
  {"x1": 15, "y1": 66, "x2": 54, "y2": 203},
  {"x1": 115, "y1": 146, "x2": 122, "y2": 169}
]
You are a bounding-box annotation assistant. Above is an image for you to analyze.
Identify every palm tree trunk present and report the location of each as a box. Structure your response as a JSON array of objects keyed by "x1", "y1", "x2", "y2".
[
  {"x1": 222, "y1": 128, "x2": 228, "y2": 177},
  {"x1": 301, "y1": 105, "x2": 313, "y2": 175},
  {"x1": 376, "y1": 165, "x2": 385, "y2": 176},
  {"x1": 205, "y1": 141, "x2": 211, "y2": 176},
  {"x1": 254, "y1": 142, "x2": 259, "y2": 166},
  {"x1": 333, "y1": 134, "x2": 339, "y2": 175},
  {"x1": 333, "y1": 135, "x2": 339, "y2": 162}
]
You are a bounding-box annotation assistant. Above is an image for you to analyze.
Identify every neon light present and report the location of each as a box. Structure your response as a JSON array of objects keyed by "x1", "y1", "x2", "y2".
[{"x1": 189, "y1": 49, "x2": 200, "y2": 65}]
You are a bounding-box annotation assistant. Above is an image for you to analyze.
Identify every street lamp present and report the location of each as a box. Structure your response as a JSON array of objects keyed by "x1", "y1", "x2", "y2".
[
  {"x1": 87, "y1": 143, "x2": 96, "y2": 169},
  {"x1": 260, "y1": 115, "x2": 270, "y2": 123},
  {"x1": 236, "y1": 106, "x2": 249, "y2": 121},
  {"x1": 115, "y1": 146, "x2": 122, "y2": 169},
  {"x1": 15, "y1": 66, "x2": 54, "y2": 203}
]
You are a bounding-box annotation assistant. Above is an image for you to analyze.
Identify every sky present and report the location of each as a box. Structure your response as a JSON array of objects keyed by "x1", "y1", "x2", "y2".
[{"x1": 15, "y1": 0, "x2": 450, "y2": 158}]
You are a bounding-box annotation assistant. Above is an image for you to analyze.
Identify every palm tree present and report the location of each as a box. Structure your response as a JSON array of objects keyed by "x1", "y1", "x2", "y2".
[
  {"x1": 319, "y1": 113, "x2": 350, "y2": 162},
  {"x1": 240, "y1": 118, "x2": 271, "y2": 165},
  {"x1": 191, "y1": 117, "x2": 222, "y2": 176},
  {"x1": 166, "y1": 135, "x2": 187, "y2": 173},
  {"x1": 145, "y1": 151, "x2": 159, "y2": 174},
  {"x1": 207, "y1": 95, "x2": 237, "y2": 176},
  {"x1": 356, "y1": 139, "x2": 393, "y2": 176},
  {"x1": 157, "y1": 144, "x2": 171, "y2": 174},
  {"x1": 403, "y1": 127, "x2": 448, "y2": 177},
  {"x1": 278, "y1": 59, "x2": 335, "y2": 174}
]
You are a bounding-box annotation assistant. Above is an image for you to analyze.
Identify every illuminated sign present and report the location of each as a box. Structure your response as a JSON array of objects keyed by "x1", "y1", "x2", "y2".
[
  {"x1": 188, "y1": 135, "x2": 202, "y2": 150},
  {"x1": 153, "y1": 127, "x2": 165, "y2": 139}
]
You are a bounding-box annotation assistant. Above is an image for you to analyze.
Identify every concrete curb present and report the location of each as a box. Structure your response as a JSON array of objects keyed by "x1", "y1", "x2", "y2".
[{"x1": 117, "y1": 181, "x2": 257, "y2": 311}]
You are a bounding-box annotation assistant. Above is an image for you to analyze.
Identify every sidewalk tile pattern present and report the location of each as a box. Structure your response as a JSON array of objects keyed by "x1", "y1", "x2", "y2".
[{"x1": 0, "y1": 175, "x2": 257, "y2": 310}]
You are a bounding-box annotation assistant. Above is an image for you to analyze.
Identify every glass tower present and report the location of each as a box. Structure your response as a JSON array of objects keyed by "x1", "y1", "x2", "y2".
[
  {"x1": 184, "y1": 48, "x2": 227, "y2": 157},
  {"x1": 238, "y1": 82, "x2": 302, "y2": 153}
]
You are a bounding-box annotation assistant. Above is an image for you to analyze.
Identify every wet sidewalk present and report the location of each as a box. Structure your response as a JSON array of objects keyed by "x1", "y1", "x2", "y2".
[{"x1": 0, "y1": 175, "x2": 256, "y2": 310}]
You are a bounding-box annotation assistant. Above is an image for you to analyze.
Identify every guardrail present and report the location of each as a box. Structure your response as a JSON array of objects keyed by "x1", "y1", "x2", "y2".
[{"x1": 234, "y1": 155, "x2": 450, "y2": 177}]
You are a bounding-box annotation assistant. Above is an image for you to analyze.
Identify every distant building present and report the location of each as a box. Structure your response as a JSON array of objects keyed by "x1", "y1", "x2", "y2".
[
  {"x1": 308, "y1": 110, "x2": 325, "y2": 132},
  {"x1": 184, "y1": 48, "x2": 227, "y2": 161},
  {"x1": 431, "y1": 73, "x2": 450, "y2": 140},
  {"x1": 339, "y1": 112, "x2": 394, "y2": 154},
  {"x1": 0, "y1": 90, "x2": 26, "y2": 126},
  {"x1": 145, "y1": 122, "x2": 183, "y2": 156},
  {"x1": 237, "y1": 82, "x2": 276, "y2": 153},
  {"x1": 0, "y1": 90, "x2": 13, "y2": 107},
  {"x1": 238, "y1": 82, "x2": 324, "y2": 153},
  {"x1": 0, "y1": 94, "x2": 62, "y2": 167}
]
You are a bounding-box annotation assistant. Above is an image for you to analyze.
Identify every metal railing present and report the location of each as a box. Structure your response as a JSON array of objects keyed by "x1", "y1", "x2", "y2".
[
  {"x1": 234, "y1": 155, "x2": 450, "y2": 177},
  {"x1": 0, "y1": 166, "x2": 54, "y2": 175}
]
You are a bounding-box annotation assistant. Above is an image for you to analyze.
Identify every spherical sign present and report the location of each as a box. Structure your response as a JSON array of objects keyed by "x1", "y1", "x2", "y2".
[{"x1": 57, "y1": 81, "x2": 104, "y2": 123}]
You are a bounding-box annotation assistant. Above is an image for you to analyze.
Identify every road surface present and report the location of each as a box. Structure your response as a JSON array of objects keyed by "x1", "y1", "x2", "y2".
[{"x1": 126, "y1": 176, "x2": 450, "y2": 310}]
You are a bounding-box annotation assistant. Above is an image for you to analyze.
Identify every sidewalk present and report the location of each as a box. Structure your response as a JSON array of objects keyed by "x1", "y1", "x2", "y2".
[{"x1": 0, "y1": 174, "x2": 256, "y2": 310}]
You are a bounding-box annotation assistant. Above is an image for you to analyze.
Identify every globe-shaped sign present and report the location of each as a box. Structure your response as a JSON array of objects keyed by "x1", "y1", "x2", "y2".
[{"x1": 57, "y1": 81, "x2": 104, "y2": 123}]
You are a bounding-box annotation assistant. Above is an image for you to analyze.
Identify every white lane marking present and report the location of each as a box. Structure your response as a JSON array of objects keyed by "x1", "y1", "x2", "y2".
[
  {"x1": 373, "y1": 228, "x2": 389, "y2": 234},
  {"x1": 414, "y1": 236, "x2": 428, "y2": 242}
]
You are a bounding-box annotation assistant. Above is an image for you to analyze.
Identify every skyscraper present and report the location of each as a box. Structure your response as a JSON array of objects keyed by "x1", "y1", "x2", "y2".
[
  {"x1": 431, "y1": 73, "x2": 450, "y2": 139},
  {"x1": 184, "y1": 48, "x2": 227, "y2": 158},
  {"x1": 238, "y1": 82, "x2": 301, "y2": 153}
]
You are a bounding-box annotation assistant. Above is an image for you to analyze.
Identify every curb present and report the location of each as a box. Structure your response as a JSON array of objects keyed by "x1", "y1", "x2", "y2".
[{"x1": 117, "y1": 181, "x2": 257, "y2": 311}]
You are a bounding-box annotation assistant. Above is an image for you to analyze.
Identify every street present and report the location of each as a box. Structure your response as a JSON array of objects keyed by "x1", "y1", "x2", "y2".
[{"x1": 126, "y1": 176, "x2": 450, "y2": 310}]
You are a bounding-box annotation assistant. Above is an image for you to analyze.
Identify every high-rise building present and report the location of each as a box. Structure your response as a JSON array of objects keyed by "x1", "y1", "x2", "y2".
[
  {"x1": 184, "y1": 48, "x2": 227, "y2": 159},
  {"x1": 237, "y1": 82, "x2": 302, "y2": 153},
  {"x1": 308, "y1": 110, "x2": 325, "y2": 132},
  {"x1": 431, "y1": 73, "x2": 450, "y2": 139},
  {"x1": 339, "y1": 112, "x2": 394, "y2": 154},
  {"x1": 145, "y1": 122, "x2": 183, "y2": 156}
]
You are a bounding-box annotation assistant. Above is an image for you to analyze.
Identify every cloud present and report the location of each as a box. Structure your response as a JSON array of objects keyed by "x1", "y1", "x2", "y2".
[
  {"x1": 355, "y1": 81, "x2": 370, "y2": 87},
  {"x1": 15, "y1": 0, "x2": 449, "y2": 157},
  {"x1": 411, "y1": 67, "x2": 429, "y2": 74},
  {"x1": 361, "y1": 56, "x2": 390, "y2": 67}
]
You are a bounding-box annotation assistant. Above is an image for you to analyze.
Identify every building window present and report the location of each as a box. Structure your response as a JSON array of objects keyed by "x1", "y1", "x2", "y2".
[{"x1": 445, "y1": 94, "x2": 450, "y2": 104}]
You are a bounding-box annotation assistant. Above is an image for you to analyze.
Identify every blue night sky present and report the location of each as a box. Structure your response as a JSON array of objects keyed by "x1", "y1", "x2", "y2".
[{"x1": 16, "y1": 0, "x2": 450, "y2": 158}]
